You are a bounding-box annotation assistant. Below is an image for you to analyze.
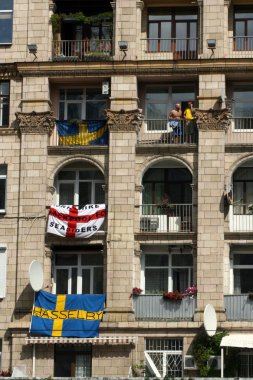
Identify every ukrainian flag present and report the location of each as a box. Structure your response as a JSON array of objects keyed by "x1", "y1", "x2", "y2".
[
  {"x1": 30, "y1": 290, "x2": 105, "y2": 338},
  {"x1": 56, "y1": 120, "x2": 108, "y2": 146}
]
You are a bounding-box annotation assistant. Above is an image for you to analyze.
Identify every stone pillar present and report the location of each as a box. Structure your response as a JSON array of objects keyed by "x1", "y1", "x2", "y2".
[
  {"x1": 105, "y1": 109, "x2": 142, "y2": 322},
  {"x1": 194, "y1": 108, "x2": 230, "y2": 323}
]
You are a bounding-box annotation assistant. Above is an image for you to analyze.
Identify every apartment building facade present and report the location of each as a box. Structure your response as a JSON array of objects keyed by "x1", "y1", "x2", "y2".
[{"x1": 1, "y1": 0, "x2": 253, "y2": 377}]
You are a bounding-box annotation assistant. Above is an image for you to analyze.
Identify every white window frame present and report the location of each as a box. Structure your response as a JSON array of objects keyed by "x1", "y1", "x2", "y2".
[
  {"x1": 232, "y1": 84, "x2": 253, "y2": 131},
  {"x1": 0, "y1": 247, "x2": 7, "y2": 298},
  {"x1": 231, "y1": 250, "x2": 253, "y2": 294},
  {"x1": 0, "y1": 165, "x2": 7, "y2": 213},
  {"x1": 0, "y1": 1, "x2": 13, "y2": 45},
  {"x1": 53, "y1": 253, "x2": 103, "y2": 295},
  {"x1": 141, "y1": 251, "x2": 193, "y2": 294},
  {"x1": 56, "y1": 168, "x2": 104, "y2": 206}
]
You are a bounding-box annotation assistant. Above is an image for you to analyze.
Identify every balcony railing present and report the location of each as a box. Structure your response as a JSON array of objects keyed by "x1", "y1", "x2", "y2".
[
  {"x1": 229, "y1": 204, "x2": 253, "y2": 232},
  {"x1": 226, "y1": 117, "x2": 253, "y2": 145},
  {"x1": 224, "y1": 294, "x2": 253, "y2": 320},
  {"x1": 140, "y1": 204, "x2": 193, "y2": 233},
  {"x1": 139, "y1": 38, "x2": 198, "y2": 60},
  {"x1": 138, "y1": 119, "x2": 198, "y2": 145},
  {"x1": 52, "y1": 39, "x2": 112, "y2": 61},
  {"x1": 133, "y1": 295, "x2": 196, "y2": 320},
  {"x1": 228, "y1": 36, "x2": 253, "y2": 58},
  {"x1": 49, "y1": 120, "x2": 108, "y2": 146}
]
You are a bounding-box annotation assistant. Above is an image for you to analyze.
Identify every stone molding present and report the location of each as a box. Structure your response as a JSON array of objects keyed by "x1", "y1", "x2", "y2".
[
  {"x1": 47, "y1": 186, "x2": 55, "y2": 195},
  {"x1": 136, "y1": 1, "x2": 144, "y2": 10},
  {"x1": 195, "y1": 108, "x2": 231, "y2": 131},
  {"x1": 15, "y1": 111, "x2": 55, "y2": 135},
  {"x1": 0, "y1": 128, "x2": 18, "y2": 136},
  {"x1": 135, "y1": 185, "x2": 144, "y2": 193},
  {"x1": 106, "y1": 109, "x2": 144, "y2": 132}
]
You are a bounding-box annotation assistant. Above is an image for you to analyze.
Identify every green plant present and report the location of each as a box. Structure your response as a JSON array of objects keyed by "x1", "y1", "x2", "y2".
[{"x1": 192, "y1": 331, "x2": 227, "y2": 377}]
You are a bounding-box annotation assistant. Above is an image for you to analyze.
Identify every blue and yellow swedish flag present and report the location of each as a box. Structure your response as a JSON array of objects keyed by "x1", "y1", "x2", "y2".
[
  {"x1": 30, "y1": 290, "x2": 105, "y2": 338},
  {"x1": 56, "y1": 120, "x2": 108, "y2": 146}
]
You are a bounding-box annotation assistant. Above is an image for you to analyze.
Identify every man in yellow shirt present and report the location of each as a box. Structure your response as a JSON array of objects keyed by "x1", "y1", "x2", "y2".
[{"x1": 184, "y1": 101, "x2": 196, "y2": 143}]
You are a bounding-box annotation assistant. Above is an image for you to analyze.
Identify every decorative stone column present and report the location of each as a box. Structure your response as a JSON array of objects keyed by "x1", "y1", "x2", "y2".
[
  {"x1": 194, "y1": 108, "x2": 230, "y2": 323},
  {"x1": 105, "y1": 109, "x2": 143, "y2": 322}
]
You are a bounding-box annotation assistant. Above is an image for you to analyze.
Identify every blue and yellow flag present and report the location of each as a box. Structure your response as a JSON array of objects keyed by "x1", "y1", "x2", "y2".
[
  {"x1": 56, "y1": 120, "x2": 108, "y2": 146},
  {"x1": 30, "y1": 290, "x2": 105, "y2": 338}
]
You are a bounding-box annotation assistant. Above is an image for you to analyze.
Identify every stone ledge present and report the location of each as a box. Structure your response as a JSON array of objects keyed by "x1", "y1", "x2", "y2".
[{"x1": 48, "y1": 145, "x2": 109, "y2": 156}]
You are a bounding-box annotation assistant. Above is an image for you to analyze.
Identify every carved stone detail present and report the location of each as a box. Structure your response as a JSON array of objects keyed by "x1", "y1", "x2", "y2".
[
  {"x1": 47, "y1": 186, "x2": 56, "y2": 195},
  {"x1": 195, "y1": 108, "x2": 231, "y2": 131},
  {"x1": 135, "y1": 185, "x2": 144, "y2": 193},
  {"x1": 106, "y1": 109, "x2": 144, "y2": 132},
  {"x1": 15, "y1": 111, "x2": 55, "y2": 135}
]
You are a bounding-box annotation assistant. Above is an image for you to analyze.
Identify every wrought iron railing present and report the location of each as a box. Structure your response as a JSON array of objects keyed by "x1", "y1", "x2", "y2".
[
  {"x1": 140, "y1": 38, "x2": 198, "y2": 60},
  {"x1": 140, "y1": 204, "x2": 193, "y2": 233},
  {"x1": 133, "y1": 295, "x2": 196, "y2": 320},
  {"x1": 138, "y1": 119, "x2": 198, "y2": 145},
  {"x1": 52, "y1": 39, "x2": 112, "y2": 61}
]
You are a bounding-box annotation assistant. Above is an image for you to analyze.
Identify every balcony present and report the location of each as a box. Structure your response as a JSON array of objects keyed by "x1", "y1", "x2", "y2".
[
  {"x1": 138, "y1": 119, "x2": 198, "y2": 145},
  {"x1": 52, "y1": 39, "x2": 112, "y2": 62},
  {"x1": 140, "y1": 204, "x2": 193, "y2": 233},
  {"x1": 139, "y1": 38, "x2": 198, "y2": 61},
  {"x1": 49, "y1": 120, "x2": 109, "y2": 146},
  {"x1": 228, "y1": 36, "x2": 253, "y2": 59},
  {"x1": 226, "y1": 118, "x2": 253, "y2": 145},
  {"x1": 224, "y1": 294, "x2": 253, "y2": 321},
  {"x1": 133, "y1": 294, "x2": 196, "y2": 320},
  {"x1": 229, "y1": 205, "x2": 253, "y2": 232}
]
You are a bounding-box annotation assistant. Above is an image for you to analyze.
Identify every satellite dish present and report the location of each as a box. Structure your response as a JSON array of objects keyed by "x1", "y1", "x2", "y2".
[
  {"x1": 204, "y1": 304, "x2": 217, "y2": 337},
  {"x1": 29, "y1": 260, "x2": 44, "y2": 292}
]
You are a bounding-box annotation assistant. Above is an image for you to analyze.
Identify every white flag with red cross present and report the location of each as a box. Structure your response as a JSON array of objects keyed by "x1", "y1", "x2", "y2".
[{"x1": 47, "y1": 204, "x2": 106, "y2": 238}]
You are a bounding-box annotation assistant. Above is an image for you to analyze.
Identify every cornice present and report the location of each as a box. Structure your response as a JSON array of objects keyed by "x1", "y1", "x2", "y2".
[
  {"x1": 48, "y1": 145, "x2": 109, "y2": 156},
  {"x1": 0, "y1": 128, "x2": 18, "y2": 136},
  {"x1": 106, "y1": 109, "x2": 143, "y2": 132}
]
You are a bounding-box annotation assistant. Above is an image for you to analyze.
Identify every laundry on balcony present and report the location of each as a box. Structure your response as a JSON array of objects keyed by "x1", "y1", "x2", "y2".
[{"x1": 56, "y1": 120, "x2": 108, "y2": 145}]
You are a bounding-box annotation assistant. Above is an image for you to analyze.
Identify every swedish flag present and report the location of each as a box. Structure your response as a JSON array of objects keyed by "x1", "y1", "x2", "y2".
[
  {"x1": 30, "y1": 290, "x2": 105, "y2": 338},
  {"x1": 56, "y1": 120, "x2": 108, "y2": 146}
]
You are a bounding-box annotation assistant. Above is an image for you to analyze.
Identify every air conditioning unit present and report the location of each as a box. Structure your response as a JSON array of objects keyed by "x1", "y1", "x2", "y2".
[
  {"x1": 208, "y1": 356, "x2": 221, "y2": 370},
  {"x1": 184, "y1": 355, "x2": 197, "y2": 370},
  {"x1": 140, "y1": 216, "x2": 159, "y2": 232}
]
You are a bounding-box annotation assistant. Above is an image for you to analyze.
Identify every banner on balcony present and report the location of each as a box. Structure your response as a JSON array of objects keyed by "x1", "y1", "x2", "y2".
[
  {"x1": 30, "y1": 290, "x2": 105, "y2": 338},
  {"x1": 56, "y1": 120, "x2": 108, "y2": 146},
  {"x1": 47, "y1": 204, "x2": 106, "y2": 238}
]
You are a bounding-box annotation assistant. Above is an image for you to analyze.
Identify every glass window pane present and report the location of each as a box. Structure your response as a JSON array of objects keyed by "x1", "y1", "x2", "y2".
[
  {"x1": 56, "y1": 269, "x2": 69, "y2": 294},
  {"x1": 234, "y1": 268, "x2": 253, "y2": 293},
  {"x1": 0, "y1": 0, "x2": 13, "y2": 10},
  {"x1": 79, "y1": 182, "x2": 91, "y2": 205},
  {"x1": 59, "y1": 183, "x2": 75, "y2": 205},
  {"x1": 0, "y1": 165, "x2": 6, "y2": 175},
  {"x1": 148, "y1": 15, "x2": 172, "y2": 21},
  {"x1": 55, "y1": 254, "x2": 78, "y2": 266},
  {"x1": 176, "y1": 22, "x2": 187, "y2": 39},
  {"x1": 147, "y1": 103, "x2": 167, "y2": 119},
  {"x1": 0, "y1": 178, "x2": 6, "y2": 209},
  {"x1": 82, "y1": 269, "x2": 91, "y2": 294},
  {"x1": 67, "y1": 103, "x2": 82, "y2": 120},
  {"x1": 71, "y1": 268, "x2": 77, "y2": 294},
  {"x1": 233, "y1": 167, "x2": 253, "y2": 180},
  {"x1": 81, "y1": 253, "x2": 103, "y2": 266},
  {"x1": 172, "y1": 268, "x2": 189, "y2": 292},
  {"x1": 146, "y1": 254, "x2": 168, "y2": 267},
  {"x1": 79, "y1": 170, "x2": 104, "y2": 180},
  {"x1": 149, "y1": 23, "x2": 159, "y2": 39},
  {"x1": 93, "y1": 267, "x2": 103, "y2": 293},
  {"x1": 0, "y1": 82, "x2": 9, "y2": 95},
  {"x1": 234, "y1": 253, "x2": 253, "y2": 265},
  {"x1": 172, "y1": 254, "x2": 193, "y2": 266},
  {"x1": 86, "y1": 90, "x2": 106, "y2": 101},
  {"x1": 145, "y1": 268, "x2": 168, "y2": 293},
  {"x1": 0, "y1": 13, "x2": 13, "y2": 44},
  {"x1": 58, "y1": 171, "x2": 76, "y2": 180},
  {"x1": 59, "y1": 102, "x2": 65, "y2": 120},
  {"x1": 95, "y1": 182, "x2": 105, "y2": 203},
  {"x1": 86, "y1": 100, "x2": 106, "y2": 120},
  {"x1": 66, "y1": 89, "x2": 83, "y2": 101}
]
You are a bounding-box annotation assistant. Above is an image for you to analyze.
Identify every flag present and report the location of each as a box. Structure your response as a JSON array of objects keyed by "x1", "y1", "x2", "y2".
[
  {"x1": 47, "y1": 204, "x2": 106, "y2": 238},
  {"x1": 56, "y1": 120, "x2": 108, "y2": 145},
  {"x1": 30, "y1": 290, "x2": 105, "y2": 338}
]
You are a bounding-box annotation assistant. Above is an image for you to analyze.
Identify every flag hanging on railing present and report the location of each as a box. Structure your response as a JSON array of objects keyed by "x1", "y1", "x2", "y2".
[
  {"x1": 47, "y1": 204, "x2": 106, "y2": 238},
  {"x1": 56, "y1": 120, "x2": 108, "y2": 145},
  {"x1": 30, "y1": 290, "x2": 106, "y2": 338}
]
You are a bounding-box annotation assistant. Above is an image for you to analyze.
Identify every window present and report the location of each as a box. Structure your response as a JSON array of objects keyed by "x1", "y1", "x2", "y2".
[
  {"x1": 54, "y1": 344, "x2": 92, "y2": 377},
  {"x1": 148, "y1": 9, "x2": 198, "y2": 58},
  {"x1": 59, "y1": 88, "x2": 107, "y2": 121},
  {"x1": 0, "y1": 165, "x2": 7, "y2": 212},
  {"x1": 234, "y1": 8, "x2": 253, "y2": 51},
  {"x1": 54, "y1": 253, "x2": 103, "y2": 294},
  {"x1": 142, "y1": 252, "x2": 193, "y2": 294},
  {"x1": 0, "y1": 0, "x2": 13, "y2": 44},
  {"x1": 238, "y1": 352, "x2": 253, "y2": 377},
  {"x1": 56, "y1": 167, "x2": 105, "y2": 206},
  {"x1": 145, "y1": 338, "x2": 183, "y2": 378},
  {"x1": 145, "y1": 85, "x2": 196, "y2": 131},
  {"x1": 0, "y1": 82, "x2": 10, "y2": 127},
  {"x1": 0, "y1": 247, "x2": 7, "y2": 298},
  {"x1": 233, "y1": 252, "x2": 253, "y2": 294},
  {"x1": 233, "y1": 167, "x2": 253, "y2": 214},
  {"x1": 232, "y1": 85, "x2": 253, "y2": 130}
]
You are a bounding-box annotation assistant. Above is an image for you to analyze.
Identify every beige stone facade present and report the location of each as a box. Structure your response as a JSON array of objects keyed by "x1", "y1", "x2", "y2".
[{"x1": 1, "y1": 0, "x2": 253, "y2": 378}]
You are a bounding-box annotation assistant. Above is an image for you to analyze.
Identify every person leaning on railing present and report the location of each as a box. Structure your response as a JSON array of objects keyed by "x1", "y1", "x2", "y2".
[
  {"x1": 184, "y1": 101, "x2": 197, "y2": 143},
  {"x1": 168, "y1": 103, "x2": 182, "y2": 143}
]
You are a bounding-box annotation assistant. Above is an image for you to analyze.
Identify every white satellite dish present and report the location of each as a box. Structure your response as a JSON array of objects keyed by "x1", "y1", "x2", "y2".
[
  {"x1": 204, "y1": 304, "x2": 217, "y2": 337},
  {"x1": 29, "y1": 260, "x2": 44, "y2": 292}
]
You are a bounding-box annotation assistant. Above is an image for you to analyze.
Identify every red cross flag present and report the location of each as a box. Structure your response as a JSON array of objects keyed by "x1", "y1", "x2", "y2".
[{"x1": 47, "y1": 205, "x2": 106, "y2": 238}]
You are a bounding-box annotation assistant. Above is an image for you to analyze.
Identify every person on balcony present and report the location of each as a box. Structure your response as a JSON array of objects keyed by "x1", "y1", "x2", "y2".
[
  {"x1": 184, "y1": 101, "x2": 197, "y2": 143},
  {"x1": 168, "y1": 103, "x2": 182, "y2": 143}
]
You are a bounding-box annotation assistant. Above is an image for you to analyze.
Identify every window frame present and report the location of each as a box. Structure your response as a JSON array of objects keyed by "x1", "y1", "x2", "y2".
[
  {"x1": 231, "y1": 250, "x2": 253, "y2": 294},
  {"x1": 0, "y1": 164, "x2": 7, "y2": 213},
  {"x1": 234, "y1": 7, "x2": 253, "y2": 51},
  {"x1": 141, "y1": 251, "x2": 193, "y2": 294},
  {"x1": 53, "y1": 252, "x2": 104, "y2": 295},
  {"x1": 0, "y1": 81, "x2": 10, "y2": 128},
  {"x1": 231, "y1": 84, "x2": 253, "y2": 131},
  {"x1": 0, "y1": 0, "x2": 13, "y2": 45},
  {"x1": 0, "y1": 246, "x2": 7, "y2": 298}
]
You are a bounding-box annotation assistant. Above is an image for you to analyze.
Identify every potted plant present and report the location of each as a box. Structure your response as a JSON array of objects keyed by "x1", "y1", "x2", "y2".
[
  {"x1": 163, "y1": 290, "x2": 183, "y2": 301},
  {"x1": 131, "y1": 287, "x2": 143, "y2": 297},
  {"x1": 132, "y1": 361, "x2": 145, "y2": 377},
  {"x1": 184, "y1": 285, "x2": 197, "y2": 299}
]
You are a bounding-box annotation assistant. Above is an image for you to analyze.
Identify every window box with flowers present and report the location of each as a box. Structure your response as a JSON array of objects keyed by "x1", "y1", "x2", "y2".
[
  {"x1": 184, "y1": 285, "x2": 197, "y2": 299},
  {"x1": 163, "y1": 290, "x2": 183, "y2": 301},
  {"x1": 131, "y1": 287, "x2": 143, "y2": 297}
]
